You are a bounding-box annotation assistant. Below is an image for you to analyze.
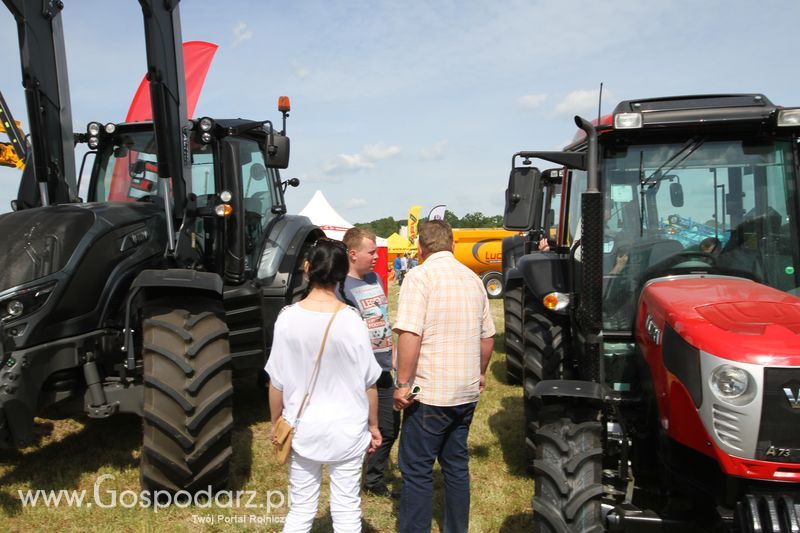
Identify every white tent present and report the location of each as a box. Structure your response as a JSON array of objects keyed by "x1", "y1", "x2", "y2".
[
  {"x1": 298, "y1": 190, "x2": 387, "y2": 246},
  {"x1": 298, "y1": 190, "x2": 353, "y2": 241}
]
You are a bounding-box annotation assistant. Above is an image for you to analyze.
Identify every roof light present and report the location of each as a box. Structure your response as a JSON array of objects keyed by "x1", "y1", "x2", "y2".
[
  {"x1": 198, "y1": 117, "x2": 214, "y2": 132},
  {"x1": 777, "y1": 108, "x2": 800, "y2": 127},
  {"x1": 543, "y1": 292, "x2": 570, "y2": 311},
  {"x1": 278, "y1": 96, "x2": 291, "y2": 113},
  {"x1": 87, "y1": 136, "x2": 99, "y2": 149},
  {"x1": 219, "y1": 190, "x2": 232, "y2": 202},
  {"x1": 614, "y1": 113, "x2": 643, "y2": 129},
  {"x1": 105, "y1": 123, "x2": 116, "y2": 134},
  {"x1": 87, "y1": 122, "x2": 101, "y2": 136},
  {"x1": 200, "y1": 132, "x2": 212, "y2": 144}
]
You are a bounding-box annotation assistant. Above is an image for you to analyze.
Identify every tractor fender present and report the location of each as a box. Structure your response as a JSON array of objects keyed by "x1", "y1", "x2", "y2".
[
  {"x1": 504, "y1": 266, "x2": 523, "y2": 286},
  {"x1": 533, "y1": 379, "x2": 612, "y2": 403},
  {"x1": 131, "y1": 268, "x2": 223, "y2": 299},
  {"x1": 517, "y1": 251, "x2": 571, "y2": 301},
  {"x1": 257, "y1": 215, "x2": 324, "y2": 292}
]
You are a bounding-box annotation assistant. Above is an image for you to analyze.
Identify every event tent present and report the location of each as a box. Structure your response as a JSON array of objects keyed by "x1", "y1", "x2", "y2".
[
  {"x1": 298, "y1": 190, "x2": 354, "y2": 241},
  {"x1": 386, "y1": 232, "x2": 416, "y2": 254},
  {"x1": 297, "y1": 190, "x2": 389, "y2": 291}
]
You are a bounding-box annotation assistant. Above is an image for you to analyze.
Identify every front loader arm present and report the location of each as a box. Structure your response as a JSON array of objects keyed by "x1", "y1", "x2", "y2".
[{"x1": 2, "y1": 0, "x2": 77, "y2": 205}]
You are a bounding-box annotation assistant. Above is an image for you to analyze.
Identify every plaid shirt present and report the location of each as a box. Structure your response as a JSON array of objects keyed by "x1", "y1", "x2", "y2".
[{"x1": 393, "y1": 251, "x2": 496, "y2": 406}]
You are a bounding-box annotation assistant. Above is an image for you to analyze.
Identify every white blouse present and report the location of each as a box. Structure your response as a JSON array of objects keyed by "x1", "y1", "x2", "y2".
[{"x1": 265, "y1": 304, "x2": 382, "y2": 462}]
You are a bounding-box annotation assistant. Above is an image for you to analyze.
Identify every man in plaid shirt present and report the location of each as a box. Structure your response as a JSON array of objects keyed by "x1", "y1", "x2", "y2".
[{"x1": 393, "y1": 219, "x2": 496, "y2": 533}]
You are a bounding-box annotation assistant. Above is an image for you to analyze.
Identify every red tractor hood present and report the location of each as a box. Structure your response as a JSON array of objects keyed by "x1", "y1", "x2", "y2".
[{"x1": 640, "y1": 277, "x2": 800, "y2": 365}]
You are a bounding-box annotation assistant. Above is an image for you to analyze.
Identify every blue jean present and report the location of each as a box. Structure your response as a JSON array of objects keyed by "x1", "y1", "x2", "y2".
[{"x1": 398, "y1": 401, "x2": 477, "y2": 533}]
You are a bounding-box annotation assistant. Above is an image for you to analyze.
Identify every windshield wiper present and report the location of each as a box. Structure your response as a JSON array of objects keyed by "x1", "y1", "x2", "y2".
[{"x1": 642, "y1": 136, "x2": 706, "y2": 190}]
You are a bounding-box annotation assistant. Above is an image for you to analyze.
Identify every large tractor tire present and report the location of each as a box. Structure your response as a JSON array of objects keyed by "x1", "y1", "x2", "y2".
[
  {"x1": 140, "y1": 300, "x2": 233, "y2": 493},
  {"x1": 522, "y1": 296, "x2": 569, "y2": 458},
  {"x1": 504, "y1": 280, "x2": 524, "y2": 385},
  {"x1": 533, "y1": 407, "x2": 604, "y2": 532}
]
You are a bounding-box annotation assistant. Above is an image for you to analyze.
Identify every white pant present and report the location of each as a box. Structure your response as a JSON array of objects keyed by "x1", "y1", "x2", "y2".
[{"x1": 283, "y1": 451, "x2": 365, "y2": 533}]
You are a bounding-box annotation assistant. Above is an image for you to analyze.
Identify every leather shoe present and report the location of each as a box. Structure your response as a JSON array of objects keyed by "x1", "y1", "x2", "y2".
[{"x1": 364, "y1": 484, "x2": 400, "y2": 499}]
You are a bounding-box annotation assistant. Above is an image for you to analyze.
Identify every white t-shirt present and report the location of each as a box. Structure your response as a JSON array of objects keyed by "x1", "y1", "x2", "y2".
[{"x1": 265, "y1": 304, "x2": 382, "y2": 462}]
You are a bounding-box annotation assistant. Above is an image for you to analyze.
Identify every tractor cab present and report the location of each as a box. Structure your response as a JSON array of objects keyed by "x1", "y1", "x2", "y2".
[{"x1": 81, "y1": 116, "x2": 294, "y2": 278}]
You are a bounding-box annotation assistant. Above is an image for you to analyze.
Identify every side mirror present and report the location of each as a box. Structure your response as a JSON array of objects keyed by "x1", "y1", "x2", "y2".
[
  {"x1": 670, "y1": 181, "x2": 684, "y2": 207},
  {"x1": 504, "y1": 166, "x2": 542, "y2": 231},
  {"x1": 266, "y1": 134, "x2": 290, "y2": 169}
]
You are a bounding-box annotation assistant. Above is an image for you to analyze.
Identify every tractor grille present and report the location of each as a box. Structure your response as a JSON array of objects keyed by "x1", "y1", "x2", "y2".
[
  {"x1": 756, "y1": 368, "x2": 800, "y2": 464},
  {"x1": 712, "y1": 403, "x2": 746, "y2": 452}
]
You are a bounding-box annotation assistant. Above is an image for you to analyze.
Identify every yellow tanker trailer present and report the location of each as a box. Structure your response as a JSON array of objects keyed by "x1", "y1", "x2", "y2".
[{"x1": 451, "y1": 228, "x2": 519, "y2": 298}]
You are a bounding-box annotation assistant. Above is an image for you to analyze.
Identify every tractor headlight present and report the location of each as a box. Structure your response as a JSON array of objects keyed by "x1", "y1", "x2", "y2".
[
  {"x1": 104, "y1": 123, "x2": 116, "y2": 134},
  {"x1": 6, "y1": 300, "x2": 23, "y2": 317},
  {"x1": 0, "y1": 282, "x2": 56, "y2": 321},
  {"x1": 710, "y1": 365, "x2": 754, "y2": 403}
]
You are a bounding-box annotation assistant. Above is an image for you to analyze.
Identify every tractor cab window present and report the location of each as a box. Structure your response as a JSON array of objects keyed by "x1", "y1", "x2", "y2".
[
  {"x1": 93, "y1": 130, "x2": 215, "y2": 203},
  {"x1": 601, "y1": 138, "x2": 799, "y2": 331},
  {"x1": 229, "y1": 137, "x2": 279, "y2": 270}
]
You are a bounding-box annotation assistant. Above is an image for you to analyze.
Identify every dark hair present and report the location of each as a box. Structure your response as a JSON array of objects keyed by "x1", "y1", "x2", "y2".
[{"x1": 304, "y1": 239, "x2": 349, "y2": 295}]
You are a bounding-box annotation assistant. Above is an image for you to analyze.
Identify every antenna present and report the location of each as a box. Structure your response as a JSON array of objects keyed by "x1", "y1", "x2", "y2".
[{"x1": 597, "y1": 82, "x2": 604, "y2": 124}]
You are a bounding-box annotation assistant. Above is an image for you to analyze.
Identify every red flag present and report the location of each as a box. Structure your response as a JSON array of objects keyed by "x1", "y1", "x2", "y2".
[
  {"x1": 126, "y1": 41, "x2": 218, "y2": 121},
  {"x1": 109, "y1": 41, "x2": 218, "y2": 201}
]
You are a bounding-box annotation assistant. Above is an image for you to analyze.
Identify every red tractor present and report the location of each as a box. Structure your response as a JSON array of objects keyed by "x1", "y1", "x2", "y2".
[{"x1": 503, "y1": 94, "x2": 800, "y2": 531}]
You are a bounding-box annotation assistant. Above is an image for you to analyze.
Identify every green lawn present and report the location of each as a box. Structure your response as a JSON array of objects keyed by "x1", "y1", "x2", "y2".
[{"x1": 0, "y1": 285, "x2": 532, "y2": 532}]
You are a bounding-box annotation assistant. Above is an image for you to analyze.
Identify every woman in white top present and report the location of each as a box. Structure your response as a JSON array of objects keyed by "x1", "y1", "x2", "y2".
[{"x1": 266, "y1": 238, "x2": 382, "y2": 533}]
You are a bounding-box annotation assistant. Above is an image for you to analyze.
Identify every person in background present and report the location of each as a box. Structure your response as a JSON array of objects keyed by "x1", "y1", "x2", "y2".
[
  {"x1": 409, "y1": 254, "x2": 419, "y2": 269},
  {"x1": 400, "y1": 253, "x2": 409, "y2": 284},
  {"x1": 700, "y1": 236, "x2": 721, "y2": 256},
  {"x1": 393, "y1": 255, "x2": 404, "y2": 285},
  {"x1": 339, "y1": 227, "x2": 400, "y2": 498},
  {"x1": 393, "y1": 220, "x2": 496, "y2": 533},
  {"x1": 266, "y1": 239, "x2": 382, "y2": 532}
]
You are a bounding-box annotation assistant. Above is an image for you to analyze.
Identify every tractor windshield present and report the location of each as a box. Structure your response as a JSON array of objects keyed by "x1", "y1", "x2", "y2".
[
  {"x1": 92, "y1": 130, "x2": 216, "y2": 204},
  {"x1": 601, "y1": 136, "x2": 800, "y2": 331}
]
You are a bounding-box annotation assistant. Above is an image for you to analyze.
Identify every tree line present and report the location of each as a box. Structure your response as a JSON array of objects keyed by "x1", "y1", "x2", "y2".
[{"x1": 354, "y1": 211, "x2": 503, "y2": 239}]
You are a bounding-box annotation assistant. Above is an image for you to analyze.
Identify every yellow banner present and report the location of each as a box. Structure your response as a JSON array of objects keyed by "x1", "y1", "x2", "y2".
[{"x1": 407, "y1": 205, "x2": 422, "y2": 244}]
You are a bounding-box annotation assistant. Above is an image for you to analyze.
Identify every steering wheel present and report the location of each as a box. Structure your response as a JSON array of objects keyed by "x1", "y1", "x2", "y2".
[{"x1": 653, "y1": 251, "x2": 718, "y2": 271}]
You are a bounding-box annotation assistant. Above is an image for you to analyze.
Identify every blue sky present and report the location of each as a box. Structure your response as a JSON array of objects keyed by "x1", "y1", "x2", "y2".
[{"x1": 0, "y1": 0, "x2": 798, "y2": 224}]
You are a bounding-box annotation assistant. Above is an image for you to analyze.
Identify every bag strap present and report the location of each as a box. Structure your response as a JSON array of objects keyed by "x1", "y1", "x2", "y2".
[{"x1": 294, "y1": 305, "x2": 343, "y2": 423}]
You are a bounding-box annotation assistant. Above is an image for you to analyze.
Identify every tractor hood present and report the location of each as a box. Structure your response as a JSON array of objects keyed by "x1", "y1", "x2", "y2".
[
  {"x1": 638, "y1": 276, "x2": 800, "y2": 365},
  {"x1": 0, "y1": 202, "x2": 165, "y2": 295}
]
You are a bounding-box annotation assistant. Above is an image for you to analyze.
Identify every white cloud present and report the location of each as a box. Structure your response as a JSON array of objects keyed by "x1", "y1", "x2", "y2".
[
  {"x1": 345, "y1": 197, "x2": 368, "y2": 209},
  {"x1": 362, "y1": 143, "x2": 402, "y2": 161},
  {"x1": 291, "y1": 60, "x2": 310, "y2": 79},
  {"x1": 516, "y1": 93, "x2": 547, "y2": 111},
  {"x1": 553, "y1": 89, "x2": 612, "y2": 117},
  {"x1": 232, "y1": 22, "x2": 253, "y2": 47},
  {"x1": 323, "y1": 143, "x2": 402, "y2": 175},
  {"x1": 420, "y1": 140, "x2": 448, "y2": 161}
]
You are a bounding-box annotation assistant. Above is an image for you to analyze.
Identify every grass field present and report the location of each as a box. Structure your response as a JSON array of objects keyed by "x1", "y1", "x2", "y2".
[{"x1": 0, "y1": 284, "x2": 533, "y2": 532}]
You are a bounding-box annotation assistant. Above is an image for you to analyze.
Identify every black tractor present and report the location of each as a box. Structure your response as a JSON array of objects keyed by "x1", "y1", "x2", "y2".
[{"x1": 0, "y1": 0, "x2": 322, "y2": 492}]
